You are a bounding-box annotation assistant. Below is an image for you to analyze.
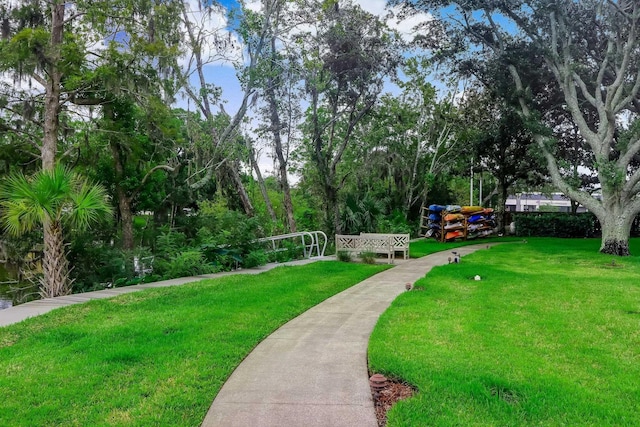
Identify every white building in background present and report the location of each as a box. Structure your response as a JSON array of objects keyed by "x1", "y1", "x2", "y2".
[{"x1": 505, "y1": 192, "x2": 588, "y2": 213}]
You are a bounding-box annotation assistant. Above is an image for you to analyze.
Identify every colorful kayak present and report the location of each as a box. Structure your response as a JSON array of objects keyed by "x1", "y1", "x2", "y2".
[
  {"x1": 429, "y1": 204, "x2": 445, "y2": 212},
  {"x1": 461, "y1": 206, "x2": 483, "y2": 214},
  {"x1": 444, "y1": 213, "x2": 464, "y2": 222},
  {"x1": 428, "y1": 213, "x2": 441, "y2": 221},
  {"x1": 445, "y1": 205, "x2": 461, "y2": 213},
  {"x1": 468, "y1": 214, "x2": 485, "y2": 223},
  {"x1": 444, "y1": 222, "x2": 464, "y2": 230},
  {"x1": 468, "y1": 223, "x2": 482, "y2": 232},
  {"x1": 445, "y1": 230, "x2": 464, "y2": 240}
]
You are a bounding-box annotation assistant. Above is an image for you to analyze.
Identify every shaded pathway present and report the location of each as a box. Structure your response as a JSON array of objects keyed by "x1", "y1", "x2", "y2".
[{"x1": 202, "y1": 244, "x2": 494, "y2": 427}]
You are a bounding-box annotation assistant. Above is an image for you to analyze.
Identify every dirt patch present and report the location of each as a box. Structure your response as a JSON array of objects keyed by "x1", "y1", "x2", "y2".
[{"x1": 371, "y1": 378, "x2": 416, "y2": 427}]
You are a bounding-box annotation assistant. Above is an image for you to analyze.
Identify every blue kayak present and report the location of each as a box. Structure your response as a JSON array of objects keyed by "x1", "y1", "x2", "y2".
[{"x1": 468, "y1": 214, "x2": 485, "y2": 223}]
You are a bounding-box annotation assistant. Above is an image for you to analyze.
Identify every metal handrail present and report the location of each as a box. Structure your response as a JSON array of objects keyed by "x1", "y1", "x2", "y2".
[{"x1": 257, "y1": 230, "x2": 327, "y2": 258}]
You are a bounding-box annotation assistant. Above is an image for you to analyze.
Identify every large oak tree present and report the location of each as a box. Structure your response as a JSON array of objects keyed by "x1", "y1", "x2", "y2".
[{"x1": 392, "y1": 0, "x2": 640, "y2": 255}]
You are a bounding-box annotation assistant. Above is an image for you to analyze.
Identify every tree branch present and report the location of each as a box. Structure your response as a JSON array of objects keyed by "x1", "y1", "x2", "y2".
[{"x1": 130, "y1": 164, "x2": 178, "y2": 200}]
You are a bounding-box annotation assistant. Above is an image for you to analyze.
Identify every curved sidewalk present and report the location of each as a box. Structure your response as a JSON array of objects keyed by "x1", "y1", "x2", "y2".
[
  {"x1": 202, "y1": 243, "x2": 494, "y2": 427},
  {"x1": 0, "y1": 257, "x2": 332, "y2": 328}
]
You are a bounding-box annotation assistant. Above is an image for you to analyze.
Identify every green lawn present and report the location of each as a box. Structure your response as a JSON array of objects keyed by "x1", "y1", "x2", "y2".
[
  {"x1": 409, "y1": 236, "x2": 521, "y2": 258},
  {"x1": 370, "y1": 238, "x2": 640, "y2": 426},
  {"x1": 0, "y1": 261, "x2": 388, "y2": 427}
]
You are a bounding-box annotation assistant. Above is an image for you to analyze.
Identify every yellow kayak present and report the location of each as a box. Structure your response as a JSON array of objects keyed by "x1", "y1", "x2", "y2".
[{"x1": 461, "y1": 205, "x2": 484, "y2": 214}]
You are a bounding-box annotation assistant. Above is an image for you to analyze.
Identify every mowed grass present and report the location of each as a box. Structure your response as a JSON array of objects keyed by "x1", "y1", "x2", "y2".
[
  {"x1": 370, "y1": 238, "x2": 640, "y2": 426},
  {"x1": 409, "y1": 236, "x2": 521, "y2": 258},
  {"x1": 0, "y1": 261, "x2": 388, "y2": 426}
]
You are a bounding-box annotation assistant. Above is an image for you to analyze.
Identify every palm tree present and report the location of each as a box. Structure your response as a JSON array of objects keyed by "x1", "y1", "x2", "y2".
[{"x1": 0, "y1": 164, "x2": 113, "y2": 298}]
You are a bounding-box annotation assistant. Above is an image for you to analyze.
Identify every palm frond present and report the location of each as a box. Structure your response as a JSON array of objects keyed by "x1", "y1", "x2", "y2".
[
  {"x1": 0, "y1": 164, "x2": 112, "y2": 236},
  {"x1": 67, "y1": 178, "x2": 113, "y2": 231}
]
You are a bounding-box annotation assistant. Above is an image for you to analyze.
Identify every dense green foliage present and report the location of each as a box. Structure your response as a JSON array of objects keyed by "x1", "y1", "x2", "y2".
[
  {"x1": 0, "y1": 261, "x2": 387, "y2": 426},
  {"x1": 2, "y1": 0, "x2": 639, "y2": 298},
  {"x1": 514, "y1": 213, "x2": 596, "y2": 238},
  {"x1": 370, "y1": 238, "x2": 640, "y2": 426}
]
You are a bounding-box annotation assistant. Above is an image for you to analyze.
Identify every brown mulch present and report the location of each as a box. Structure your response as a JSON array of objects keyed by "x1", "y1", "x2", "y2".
[{"x1": 371, "y1": 378, "x2": 416, "y2": 427}]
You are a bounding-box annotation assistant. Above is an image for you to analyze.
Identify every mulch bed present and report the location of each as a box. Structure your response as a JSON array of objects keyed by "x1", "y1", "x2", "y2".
[{"x1": 371, "y1": 377, "x2": 416, "y2": 427}]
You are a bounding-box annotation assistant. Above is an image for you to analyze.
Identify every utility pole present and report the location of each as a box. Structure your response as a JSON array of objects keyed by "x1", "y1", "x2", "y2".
[{"x1": 470, "y1": 162, "x2": 474, "y2": 205}]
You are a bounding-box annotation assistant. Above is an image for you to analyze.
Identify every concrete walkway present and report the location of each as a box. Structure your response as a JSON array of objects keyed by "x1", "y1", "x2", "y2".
[
  {"x1": 202, "y1": 244, "x2": 493, "y2": 427},
  {"x1": 0, "y1": 257, "x2": 332, "y2": 328},
  {"x1": 0, "y1": 244, "x2": 493, "y2": 426}
]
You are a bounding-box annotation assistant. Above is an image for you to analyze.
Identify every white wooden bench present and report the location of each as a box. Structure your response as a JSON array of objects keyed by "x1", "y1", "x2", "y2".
[
  {"x1": 335, "y1": 234, "x2": 394, "y2": 264},
  {"x1": 360, "y1": 233, "x2": 410, "y2": 260}
]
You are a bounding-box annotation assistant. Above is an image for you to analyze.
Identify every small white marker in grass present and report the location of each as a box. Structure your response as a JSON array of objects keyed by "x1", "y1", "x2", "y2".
[{"x1": 474, "y1": 275, "x2": 481, "y2": 281}]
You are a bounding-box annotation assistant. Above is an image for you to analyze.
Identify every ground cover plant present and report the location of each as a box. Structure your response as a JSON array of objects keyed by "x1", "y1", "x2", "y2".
[
  {"x1": 370, "y1": 238, "x2": 640, "y2": 426},
  {"x1": 0, "y1": 261, "x2": 388, "y2": 426}
]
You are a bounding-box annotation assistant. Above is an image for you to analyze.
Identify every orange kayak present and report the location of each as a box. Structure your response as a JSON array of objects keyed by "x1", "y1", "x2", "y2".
[
  {"x1": 445, "y1": 230, "x2": 464, "y2": 240},
  {"x1": 444, "y1": 213, "x2": 464, "y2": 222}
]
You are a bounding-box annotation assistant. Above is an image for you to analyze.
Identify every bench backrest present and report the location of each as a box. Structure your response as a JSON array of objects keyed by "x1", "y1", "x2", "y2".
[
  {"x1": 359, "y1": 233, "x2": 409, "y2": 249},
  {"x1": 336, "y1": 234, "x2": 391, "y2": 251}
]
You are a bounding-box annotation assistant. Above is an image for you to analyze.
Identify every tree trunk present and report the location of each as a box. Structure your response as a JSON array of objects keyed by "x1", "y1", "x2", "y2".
[
  {"x1": 229, "y1": 163, "x2": 254, "y2": 217},
  {"x1": 110, "y1": 138, "x2": 135, "y2": 250},
  {"x1": 323, "y1": 184, "x2": 340, "y2": 235},
  {"x1": 41, "y1": 1, "x2": 64, "y2": 171},
  {"x1": 266, "y1": 60, "x2": 297, "y2": 232},
  {"x1": 118, "y1": 193, "x2": 135, "y2": 251},
  {"x1": 42, "y1": 220, "x2": 71, "y2": 298},
  {"x1": 406, "y1": 134, "x2": 422, "y2": 215},
  {"x1": 496, "y1": 182, "x2": 508, "y2": 235},
  {"x1": 599, "y1": 212, "x2": 633, "y2": 256},
  {"x1": 248, "y1": 145, "x2": 277, "y2": 222},
  {"x1": 39, "y1": 1, "x2": 66, "y2": 297},
  {"x1": 280, "y1": 171, "x2": 297, "y2": 233}
]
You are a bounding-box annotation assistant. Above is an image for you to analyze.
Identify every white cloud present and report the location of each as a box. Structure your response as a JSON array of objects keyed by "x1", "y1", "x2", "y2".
[
  {"x1": 354, "y1": 0, "x2": 387, "y2": 16},
  {"x1": 354, "y1": 0, "x2": 433, "y2": 43},
  {"x1": 386, "y1": 6, "x2": 433, "y2": 42},
  {"x1": 243, "y1": 0, "x2": 263, "y2": 13}
]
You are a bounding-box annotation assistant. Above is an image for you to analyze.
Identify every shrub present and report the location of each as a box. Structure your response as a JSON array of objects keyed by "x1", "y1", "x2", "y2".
[
  {"x1": 166, "y1": 250, "x2": 218, "y2": 278},
  {"x1": 378, "y1": 209, "x2": 413, "y2": 234},
  {"x1": 359, "y1": 251, "x2": 376, "y2": 264},
  {"x1": 514, "y1": 213, "x2": 595, "y2": 238},
  {"x1": 199, "y1": 245, "x2": 242, "y2": 271},
  {"x1": 243, "y1": 250, "x2": 268, "y2": 268},
  {"x1": 337, "y1": 251, "x2": 352, "y2": 262},
  {"x1": 68, "y1": 240, "x2": 131, "y2": 292},
  {"x1": 155, "y1": 228, "x2": 189, "y2": 258},
  {"x1": 267, "y1": 241, "x2": 304, "y2": 263}
]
